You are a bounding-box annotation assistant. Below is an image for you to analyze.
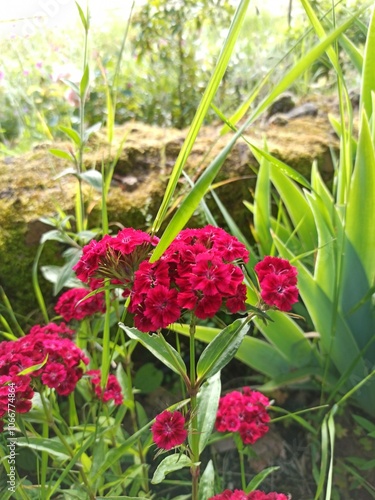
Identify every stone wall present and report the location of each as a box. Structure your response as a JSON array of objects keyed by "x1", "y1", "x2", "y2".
[{"x1": 0, "y1": 115, "x2": 338, "y2": 321}]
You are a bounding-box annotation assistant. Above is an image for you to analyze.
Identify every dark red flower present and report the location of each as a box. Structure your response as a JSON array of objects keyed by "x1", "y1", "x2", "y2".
[
  {"x1": 143, "y1": 285, "x2": 181, "y2": 330},
  {"x1": 254, "y1": 256, "x2": 297, "y2": 285},
  {"x1": 259, "y1": 274, "x2": 299, "y2": 312},
  {"x1": 151, "y1": 410, "x2": 187, "y2": 450},
  {"x1": 255, "y1": 256, "x2": 298, "y2": 311}
]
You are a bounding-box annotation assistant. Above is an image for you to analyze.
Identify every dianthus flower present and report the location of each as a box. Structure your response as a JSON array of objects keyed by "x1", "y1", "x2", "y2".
[
  {"x1": 0, "y1": 324, "x2": 88, "y2": 398},
  {"x1": 73, "y1": 228, "x2": 159, "y2": 290},
  {"x1": 0, "y1": 374, "x2": 34, "y2": 422},
  {"x1": 28, "y1": 322, "x2": 74, "y2": 338},
  {"x1": 209, "y1": 490, "x2": 290, "y2": 500},
  {"x1": 254, "y1": 256, "x2": 298, "y2": 312},
  {"x1": 130, "y1": 225, "x2": 249, "y2": 331},
  {"x1": 87, "y1": 369, "x2": 123, "y2": 405},
  {"x1": 215, "y1": 387, "x2": 270, "y2": 445},
  {"x1": 55, "y1": 287, "x2": 105, "y2": 322},
  {"x1": 151, "y1": 410, "x2": 187, "y2": 450}
]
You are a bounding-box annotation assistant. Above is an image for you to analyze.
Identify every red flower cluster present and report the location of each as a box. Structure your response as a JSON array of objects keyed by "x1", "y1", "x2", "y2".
[
  {"x1": 215, "y1": 387, "x2": 270, "y2": 445},
  {"x1": 130, "y1": 226, "x2": 249, "y2": 331},
  {"x1": 254, "y1": 256, "x2": 298, "y2": 312},
  {"x1": 0, "y1": 322, "x2": 89, "y2": 430},
  {"x1": 87, "y1": 369, "x2": 123, "y2": 405},
  {"x1": 73, "y1": 228, "x2": 159, "y2": 291},
  {"x1": 29, "y1": 322, "x2": 75, "y2": 338},
  {"x1": 209, "y1": 490, "x2": 289, "y2": 500},
  {"x1": 151, "y1": 410, "x2": 187, "y2": 450},
  {"x1": 55, "y1": 288, "x2": 106, "y2": 322}
]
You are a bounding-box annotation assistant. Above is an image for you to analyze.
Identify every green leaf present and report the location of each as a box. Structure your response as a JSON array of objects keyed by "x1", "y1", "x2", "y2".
[
  {"x1": 199, "y1": 460, "x2": 215, "y2": 500},
  {"x1": 253, "y1": 144, "x2": 272, "y2": 256},
  {"x1": 151, "y1": 454, "x2": 193, "y2": 484},
  {"x1": 60, "y1": 78, "x2": 80, "y2": 95},
  {"x1": 134, "y1": 363, "x2": 163, "y2": 394},
  {"x1": 75, "y1": 1, "x2": 89, "y2": 31},
  {"x1": 195, "y1": 372, "x2": 221, "y2": 454},
  {"x1": 80, "y1": 64, "x2": 90, "y2": 100},
  {"x1": 59, "y1": 125, "x2": 81, "y2": 146},
  {"x1": 40, "y1": 229, "x2": 73, "y2": 245},
  {"x1": 250, "y1": 142, "x2": 311, "y2": 190},
  {"x1": 120, "y1": 325, "x2": 187, "y2": 378},
  {"x1": 345, "y1": 110, "x2": 375, "y2": 284},
  {"x1": 246, "y1": 466, "x2": 280, "y2": 492},
  {"x1": 18, "y1": 355, "x2": 48, "y2": 376},
  {"x1": 49, "y1": 148, "x2": 74, "y2": 162},
  {"x1": 360, "y1": 6, "x2": 375, "y2": 117},
  {"x1": 17, "y1": 437, "x2": 70, "y2": 460},
  {"x1": 196, "y1": 318, "x2": 249, "y2": 383},
  {"x1": 79, "y1": 169, "x2": 103, "y2": 192},
  {"x1": 170, "y1": 323, "x2": 292, "y2": 379},
  {"x1": 151, "y1": 0, "x2": 250, "y2": 234}
]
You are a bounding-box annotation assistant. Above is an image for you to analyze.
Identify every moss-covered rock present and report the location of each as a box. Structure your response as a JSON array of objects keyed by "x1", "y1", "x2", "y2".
[{"x1": 0, "y1": 115, "x2": 338, "y2": 321}]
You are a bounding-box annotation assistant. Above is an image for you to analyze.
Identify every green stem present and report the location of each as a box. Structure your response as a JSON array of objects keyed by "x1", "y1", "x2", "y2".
[
  {"x1": 189, "y1": 316, "x2": 200, "y2": 500},
  {"x1": 239, "y1": 447, "x2": 246, "y2": 491}
]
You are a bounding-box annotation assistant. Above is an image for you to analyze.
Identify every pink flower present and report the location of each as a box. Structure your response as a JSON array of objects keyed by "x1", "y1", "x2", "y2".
[
  {"x1": 151, "y1": 410, "x2": 187, "y2": 450},
  {"x1": 215, "y1": 388, "x2": 270, "y2": 445},
  {"x1": 209, "y1": 491, "x2": 290, "y2": 500},
  {"x1": 87, "y1": 370, "x2": 123, "y2": 406},
  {"x1": 255, "y1": 256, "x2": 298, "y2": 311},
  {"x1": 55, "y1": 288, "x2": 105, "y2": 322},
  {"x1": 41, "y1": 363, "x2": 67, "y2": 388}
]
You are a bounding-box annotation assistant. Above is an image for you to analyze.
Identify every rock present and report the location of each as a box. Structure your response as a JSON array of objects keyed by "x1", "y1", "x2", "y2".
[
  {"x1": 0, "y1": 114, "x2": 338, "y2": 320},
  {"x1": 268, "y1": 102, "x2": 318, "y2": 126},
  {"x1": 265, "y1": 92, "x2": 296, "y2": 119}
]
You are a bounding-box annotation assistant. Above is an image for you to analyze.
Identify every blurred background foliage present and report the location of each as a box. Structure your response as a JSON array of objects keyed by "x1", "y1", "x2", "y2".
[{"x1": 0, "y1": 0, "x2": 370, "y2": 152}]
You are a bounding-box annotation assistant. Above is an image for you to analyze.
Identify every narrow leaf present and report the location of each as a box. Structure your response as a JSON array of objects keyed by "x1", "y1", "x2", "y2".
[
  {"x1": 196, "y1": 318, "x2": 249, "y2": 383},
  {"x1": 151, "y1": 0, "x2": 250, "y2": 233},
  {"x1": 151, "y1": 454, "x2": 193, "y2": 484},
  {"x1": 120, "y1": 325, "x2": 187, "y2": 378},
  {"x1": 196, "y1": 372, "x2": 221, "y2": 454}
]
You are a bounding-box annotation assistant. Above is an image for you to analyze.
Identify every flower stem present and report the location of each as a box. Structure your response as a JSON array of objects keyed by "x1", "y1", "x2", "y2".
[{"x1": 189, "y1": 315, "x2": 200, "y2": 500}]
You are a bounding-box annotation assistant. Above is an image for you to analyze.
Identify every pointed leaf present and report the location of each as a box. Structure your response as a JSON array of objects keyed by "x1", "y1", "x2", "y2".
[
  {"x1": 151, "y1": 454, "x2": 193, "y2": 484},
  {"x1": 196, "y1": 372, "x2": 221, "y2": 454},
  {"x1": 199, "y1": 460, "x2": 215, "y2": 500},
  {"x1": 196, "y1": 318, "x2": 249, "y2": 383},
  {"x1": 49, "y1": 149, "x2": 74, "y2": 162},
  {"x1": 151, "y1": 0, "x2": 251, "y2": 234},
  {"x1": 360, "y1": 6, "x2": 375, "y2": 117},
  {"x1": 120, "y1": 325, "x2": 187, "y2": 378}
]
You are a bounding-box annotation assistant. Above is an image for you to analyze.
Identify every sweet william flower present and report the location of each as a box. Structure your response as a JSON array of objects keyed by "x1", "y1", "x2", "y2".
[
  {"x1": 255, "y1": 256, "x2": 298, "y2": 311},
  {"x1": 87, "y1": 370, "x2": 123, "y2": 406},
  {"x1": 55, "y1": 288, "x2": 105, "y2": 322},
  {"x1": 254, "y1": 256, "x2": 297, "y2": 285},
  {"x1": 215, "y1": 387, "x2": 270, "y2": 445},
  {"x1": 143, "y1": 285, "x2": 181, "y2": 330},
  {"x1": 151, "y1": 410, "x2": 187, "y2": 450},
  {"x1": 209, "y1": 491, "x2": 290, "y2": 500},
  {"x1": 259, "y1": 273, "x2": 299, "y2": 312}
]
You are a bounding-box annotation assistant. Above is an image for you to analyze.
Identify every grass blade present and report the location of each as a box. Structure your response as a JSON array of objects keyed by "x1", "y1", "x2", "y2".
[{"x1": 151, "y1": 0, "x2": 250, "y2": 234}]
